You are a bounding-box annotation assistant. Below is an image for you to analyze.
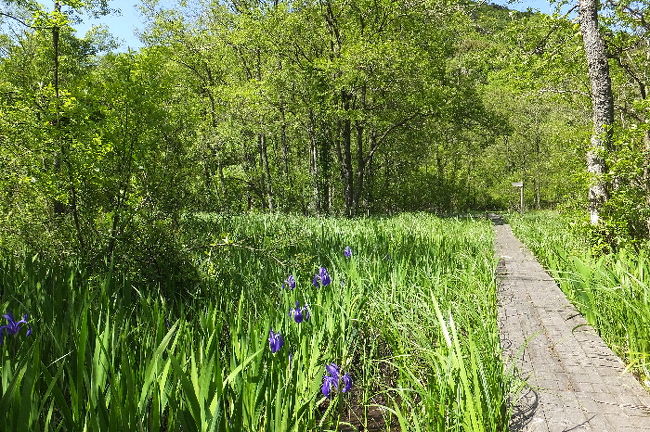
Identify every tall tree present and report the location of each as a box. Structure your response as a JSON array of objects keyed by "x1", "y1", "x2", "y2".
[{"x1": 578, "y1": 0, "x2": 614, "y2": 225}]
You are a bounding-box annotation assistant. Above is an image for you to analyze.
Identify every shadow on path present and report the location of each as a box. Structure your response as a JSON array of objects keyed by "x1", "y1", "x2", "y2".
[
  {"x1": 487, "y1": 213, "x2": 506, "y2": 225},
  {"x1": 510, "y1": 386, "x2": 540, "y2": 432}
]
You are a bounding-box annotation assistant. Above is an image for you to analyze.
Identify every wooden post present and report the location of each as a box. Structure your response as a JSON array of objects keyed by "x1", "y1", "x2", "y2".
[{"x1": 512, "y1": 181, "x2": 524, "y2": 213}]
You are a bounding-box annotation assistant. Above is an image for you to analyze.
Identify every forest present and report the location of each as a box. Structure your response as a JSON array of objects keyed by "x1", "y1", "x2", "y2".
[
  {"x1": 0, "y1": 0, "x2": 648, "y2": 261},
  {"x1": 0, "y1": 0, "x2": 649, "y2": 430}
]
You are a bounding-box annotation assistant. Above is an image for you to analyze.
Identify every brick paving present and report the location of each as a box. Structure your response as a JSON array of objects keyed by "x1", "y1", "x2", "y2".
[{"x1": 494, "y1": 222, "x2": 650, "y2": 431}]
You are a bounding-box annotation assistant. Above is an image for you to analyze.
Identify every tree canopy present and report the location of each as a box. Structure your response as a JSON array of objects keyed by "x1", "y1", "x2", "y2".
[{"x1": 1, "y1": 0, "x2": 649, "y2": 265}]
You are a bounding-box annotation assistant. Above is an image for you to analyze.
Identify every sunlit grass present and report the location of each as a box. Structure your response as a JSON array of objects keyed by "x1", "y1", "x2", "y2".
[{"x1": 0, "y1": 214, "x2": 510, "y2": 431}]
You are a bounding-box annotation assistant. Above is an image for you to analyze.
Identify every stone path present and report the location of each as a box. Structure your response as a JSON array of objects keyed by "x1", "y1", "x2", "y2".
[{"x1": 494, "y1": 220, "x2": 650, "y2": 431}]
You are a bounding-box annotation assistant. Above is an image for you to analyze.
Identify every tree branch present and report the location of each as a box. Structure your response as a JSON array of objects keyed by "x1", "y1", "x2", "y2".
[
  {"x1": 538, "y1": 87, "x2": 590, "y2": 97},
  {"x1": 364, "y1": 112, "x2": 424, "y2": 166},
  {"x1": 0, "y1": 11, "x2": 50, "y2": 29}
]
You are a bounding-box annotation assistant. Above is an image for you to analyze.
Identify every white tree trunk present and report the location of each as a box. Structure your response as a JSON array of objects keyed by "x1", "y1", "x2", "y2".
[{"x1": 578, "y1": 0, "x2": 614, "y2": 225}]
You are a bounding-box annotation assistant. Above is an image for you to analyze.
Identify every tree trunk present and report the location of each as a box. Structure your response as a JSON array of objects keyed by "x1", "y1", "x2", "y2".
[
  {"x1": 309, "y1": 122, "x2": 319, "y2": 214},
  {"x1": 52, "y1": 2, "x2": 85, "y2": 250},
  {"x1": 353, "y1": 84, "x2": 367, "y2": 214},
  {"x1": 218, "y1": 164, "x2": 225, "y2": 201},
  {"x1": 644, "y1": 131, "x2": 650, "y2": 236},
  {"x1": 342, "y1": 119, "x2": 353, "y2": 216},
  {"x1": 259, "y1": 133, "x2": 274, "y2": 211},
  {"x1": 340, "y1": 92, "x2": 354, "y2": 217},
  {"x1": 308, "y1": 114, "x2": 331, "y2": 215},
  {"x1": 52, "y1": 1, "x2": 65, "y2": 217},
  {"x1": 578, "y1": 0, "x2": 614, "y2": 225},
  {"x1": 353, "y1": 121, "x2": 364, "y2": 213},
  {"x1": 203, "y1": 157, "x2": 212, "y2": 195},
  {"x1": 319, "y1": 131, "x2": 331, "y2": 215},
  {"x1": 280, "y1": 106, "x2": 290, "y2": 178}
]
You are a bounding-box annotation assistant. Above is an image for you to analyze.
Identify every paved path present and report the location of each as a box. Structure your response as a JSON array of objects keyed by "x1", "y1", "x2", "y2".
[{"x1": 494, "y1": 221, "x2": 650, "y2": 431}]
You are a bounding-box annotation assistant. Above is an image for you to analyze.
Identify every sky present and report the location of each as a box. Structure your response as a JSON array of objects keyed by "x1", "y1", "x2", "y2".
[
  {"x1": 73, "y1": 1, "x2": 559, "y2": 52},
  {"x1": 74, "y1": 2, "x2": 148, "y2": 51},
  {"x1": 491, "y1": 0, "x2": 558, "y2": 14}
]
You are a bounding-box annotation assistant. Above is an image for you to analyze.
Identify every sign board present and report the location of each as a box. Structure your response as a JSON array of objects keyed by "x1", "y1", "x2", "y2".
[{"x1": 511, "y1": 182, "x2": 523, "y2": 187}]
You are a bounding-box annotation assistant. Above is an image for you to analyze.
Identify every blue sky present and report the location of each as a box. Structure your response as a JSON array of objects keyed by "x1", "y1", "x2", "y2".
[
  {"x1": 73, "y1": 1, "x2": 557, "y2": 52},
  {"x1": 492, "y1": 0, "x2": 557, "y2": 14},
  {"x1": 74, "y1": 2, "x2": 147, "y2": 51}
]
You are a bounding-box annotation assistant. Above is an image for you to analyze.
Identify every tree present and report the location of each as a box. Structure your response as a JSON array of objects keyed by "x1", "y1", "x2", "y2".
[{"x1": 578, "y1": 0, "x2": 615, "y2": 225}]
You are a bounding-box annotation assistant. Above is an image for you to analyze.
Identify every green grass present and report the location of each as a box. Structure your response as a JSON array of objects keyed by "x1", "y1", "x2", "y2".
[
  {"x1": 510, "y1": 211, "x2": 650, "y2": 385},
  {"x1": 0, "y1": 213, "x2": 510, "y2": 431}
]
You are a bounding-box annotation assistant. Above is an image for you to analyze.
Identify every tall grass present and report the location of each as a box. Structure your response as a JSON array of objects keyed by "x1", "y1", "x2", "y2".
[
  {"x1": 510, "y1": 211, "x2": 650, "y2": 384},
  {"x1": 0, "y1": 214, "x2": 509, "y2": 431}
]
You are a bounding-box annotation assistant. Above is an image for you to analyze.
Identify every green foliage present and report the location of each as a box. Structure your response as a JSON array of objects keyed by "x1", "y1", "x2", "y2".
[
  {"x1": 0, "y1": 0, "x2": 558, "y2": 267},
  {"x1": 8, "y1": 0, "x2": 643, "y2": 265}
]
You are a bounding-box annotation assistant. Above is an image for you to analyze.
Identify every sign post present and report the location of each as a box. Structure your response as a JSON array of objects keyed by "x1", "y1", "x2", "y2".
[{"x1": 512, "y1": 181, "x2": 524, "y2": 213}]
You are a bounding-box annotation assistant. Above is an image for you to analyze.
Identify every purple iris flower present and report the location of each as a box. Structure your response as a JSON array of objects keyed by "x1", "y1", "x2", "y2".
[
  {"x1": 282, "y1": 275, "x2": 296, "y2": 290},
  {"x1": 312, "y1": 267, "x2": 331, "y2": 287},
  {"x1": 341, "y1": 373, "x2": 353, "y2": 393},
  {"x1": 268, "y1": 329, "x2": 284, "y2": 353},
  {"x1": 321, "y1": 375, "x2": 338, "y2": 398},
  {"x1": 344, "y1": 246, "x2": 352, "y2": 258},
  {"x1": 321, "y1": 362, "x2": 353, "y2": 398},
  {"x1": 290, "y1": 301, "x2": 310, "y2": 323},
  {"x1": 325, "y1": 363, "x2": 340, "y2": 380},
  {"x1": 0, "y1": 313, "x2": 31, "y2": 345}
]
